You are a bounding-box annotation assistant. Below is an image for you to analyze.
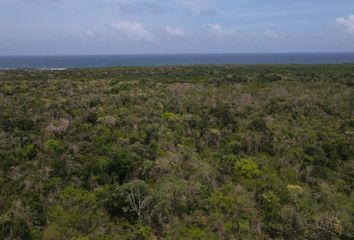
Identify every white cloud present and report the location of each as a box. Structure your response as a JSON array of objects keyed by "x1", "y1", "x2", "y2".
[
  {"x1": 112, "y1": 21, "x2": 155, "y2": 42},
  {"x1": 209, "y1": 24, "x2": 237, "y2": 37},
  {"x1": 337, "y1": 14, "x2": 354, "y2": 35},
  {"x1": 164, "y1": 26, "x2": 185, "y2": 36}
]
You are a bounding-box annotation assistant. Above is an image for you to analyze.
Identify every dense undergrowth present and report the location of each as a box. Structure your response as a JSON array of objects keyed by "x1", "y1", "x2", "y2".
[{"x1": 0, "y1": 65, "x2": 353, "y2": 239}]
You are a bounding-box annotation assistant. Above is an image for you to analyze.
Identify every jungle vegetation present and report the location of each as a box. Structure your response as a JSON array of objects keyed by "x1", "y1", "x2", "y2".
[{"x1": 0, "y1": 65, "x2": 353, "y2": 239}]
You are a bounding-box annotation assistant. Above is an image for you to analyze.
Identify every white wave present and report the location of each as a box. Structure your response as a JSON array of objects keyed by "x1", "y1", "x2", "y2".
[{"x1": 37, "y1": 68, "x2": 67, "y2": 71}]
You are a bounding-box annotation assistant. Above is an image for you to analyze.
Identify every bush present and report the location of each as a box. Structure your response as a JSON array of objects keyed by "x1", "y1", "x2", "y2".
[
  {"x1": 248, "y1": 118, "x2": 268, "y2": 132},
  {"x1": 43, "y1": 139, "x2": 64, "y2": 154},
  {"x1": 0, "y1": 217, "x2": 32, "y2": 240},
  {"x1": 104, "y1": 180, "x2": 168, "y2": 224},
  {"x1": 234, "y1": 159, "x2": 260, "y2": 179},
  {"x1": 106, "y1": 149, "x2": 139, "y2": 183}
]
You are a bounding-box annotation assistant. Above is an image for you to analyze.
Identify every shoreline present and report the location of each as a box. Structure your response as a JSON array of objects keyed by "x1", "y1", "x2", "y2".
[
  {"x1": 1, "y1": 63, "x2": 354, "y2": 71},
  {"x1": 1, "y1": 53, "x2": 354, "y2": 69}
]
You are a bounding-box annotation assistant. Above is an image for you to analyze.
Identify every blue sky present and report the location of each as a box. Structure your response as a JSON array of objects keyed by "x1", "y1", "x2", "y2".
[{"x1": 0, "y1": 0, "x2": 354, "y2": 55}]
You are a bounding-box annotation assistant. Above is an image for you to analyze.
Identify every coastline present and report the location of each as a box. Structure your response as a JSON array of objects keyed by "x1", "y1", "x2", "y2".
[{"x1": 1, "y1": 53, "x2": 354, "y2": 69}]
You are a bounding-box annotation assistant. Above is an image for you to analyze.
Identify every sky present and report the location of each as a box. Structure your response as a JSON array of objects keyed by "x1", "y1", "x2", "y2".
[{"x1": 0, "y1": 0, "x2": 354, "y2": 55}]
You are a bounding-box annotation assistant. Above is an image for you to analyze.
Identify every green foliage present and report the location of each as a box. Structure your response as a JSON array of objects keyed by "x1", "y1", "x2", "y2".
[
  {"x1": 2, "y1": 117, "x2": 36, "y2": 132},
  {"x1": 103, "y1": 180, "x2": 169, "y2": 225},
  {"x1": 0, "y1": 65, "x2": 353, "y2": 239},
  {"x1": 43, "y1": 139, "x2": 63, "y2": 154},
  {"x1": 248, "y1": 118, "x2": 268, "y2": 132},
  {"x1": 44, "y1": 186, "x2": 109, "y2": 240},
  {"x1": 176, "y1": 226, "x2": 208, "y2": 240},
  {"x1": 210, "y1": 104, "x2": 238, "y2": 129},
  {"x1": 106, "y1": 148, "x2": 140, "y2": 183},
  {"x1": 0, "y1": 216, "x2": 32, "y2": 240},
  {"x1": 21, "y1": 144, "x2": 37, "y2": 160},
  {"x1": 233, "y1": 158, "x2": 260, "y2": 179}
]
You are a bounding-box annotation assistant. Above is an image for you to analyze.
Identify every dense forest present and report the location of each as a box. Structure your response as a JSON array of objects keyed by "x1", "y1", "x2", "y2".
[{"x1": 0, "y1": 65, "x2": 353, "y2": 240}]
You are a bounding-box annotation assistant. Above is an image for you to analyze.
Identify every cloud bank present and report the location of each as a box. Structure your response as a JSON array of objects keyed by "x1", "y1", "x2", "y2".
[
  {"x1": 164, "y1": 26, "x2": 185, "y2": 36},
  {"x1": 209, "y1": 24, "x2": 238, "y2": 37},
  {"x1": 337, "y1": 14, "x2": 354, "y2": 35},
  {"x1": 2, "y1": 1, "x2": 354, "y2": 54},
  {"x1": 112, "y1": 21, "x2": 155, "y2": 42}
]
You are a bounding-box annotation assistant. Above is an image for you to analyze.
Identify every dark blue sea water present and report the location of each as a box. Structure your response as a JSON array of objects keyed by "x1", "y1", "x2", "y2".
[{"x1": 1, "y1": 53, "x2": 354, "y2": 69}]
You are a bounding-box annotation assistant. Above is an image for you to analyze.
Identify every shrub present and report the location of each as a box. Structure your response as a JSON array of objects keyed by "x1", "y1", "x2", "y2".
[
  {"x1": 234, "y1": 158, "x2": 260, "y2": 179},
  {"x1": 106, "y1": 149, "x2": 139, "y2": 183},
  {"x1": 43, "y1": 139, "x2": 63, "y2": 154},
  {"x1": 248, "y1": 118, "x2": 268, "y2": 132},
  {"x1": 0, "y1": 217, "x2": 32, "y2": 240},
  {"x1": 104, "y1": 180, "x2": 168, "y2": 225}
]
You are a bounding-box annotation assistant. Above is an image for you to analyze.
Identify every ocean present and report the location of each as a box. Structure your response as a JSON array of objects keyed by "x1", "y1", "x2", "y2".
[{"x1": 0, "y1": 53, "x2": 354, "y2": 69}]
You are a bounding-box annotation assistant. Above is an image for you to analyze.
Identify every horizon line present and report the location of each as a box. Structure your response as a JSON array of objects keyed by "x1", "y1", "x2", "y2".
[{"x1": 1, "y1": 51, "x2": 354, "y2": 57}]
